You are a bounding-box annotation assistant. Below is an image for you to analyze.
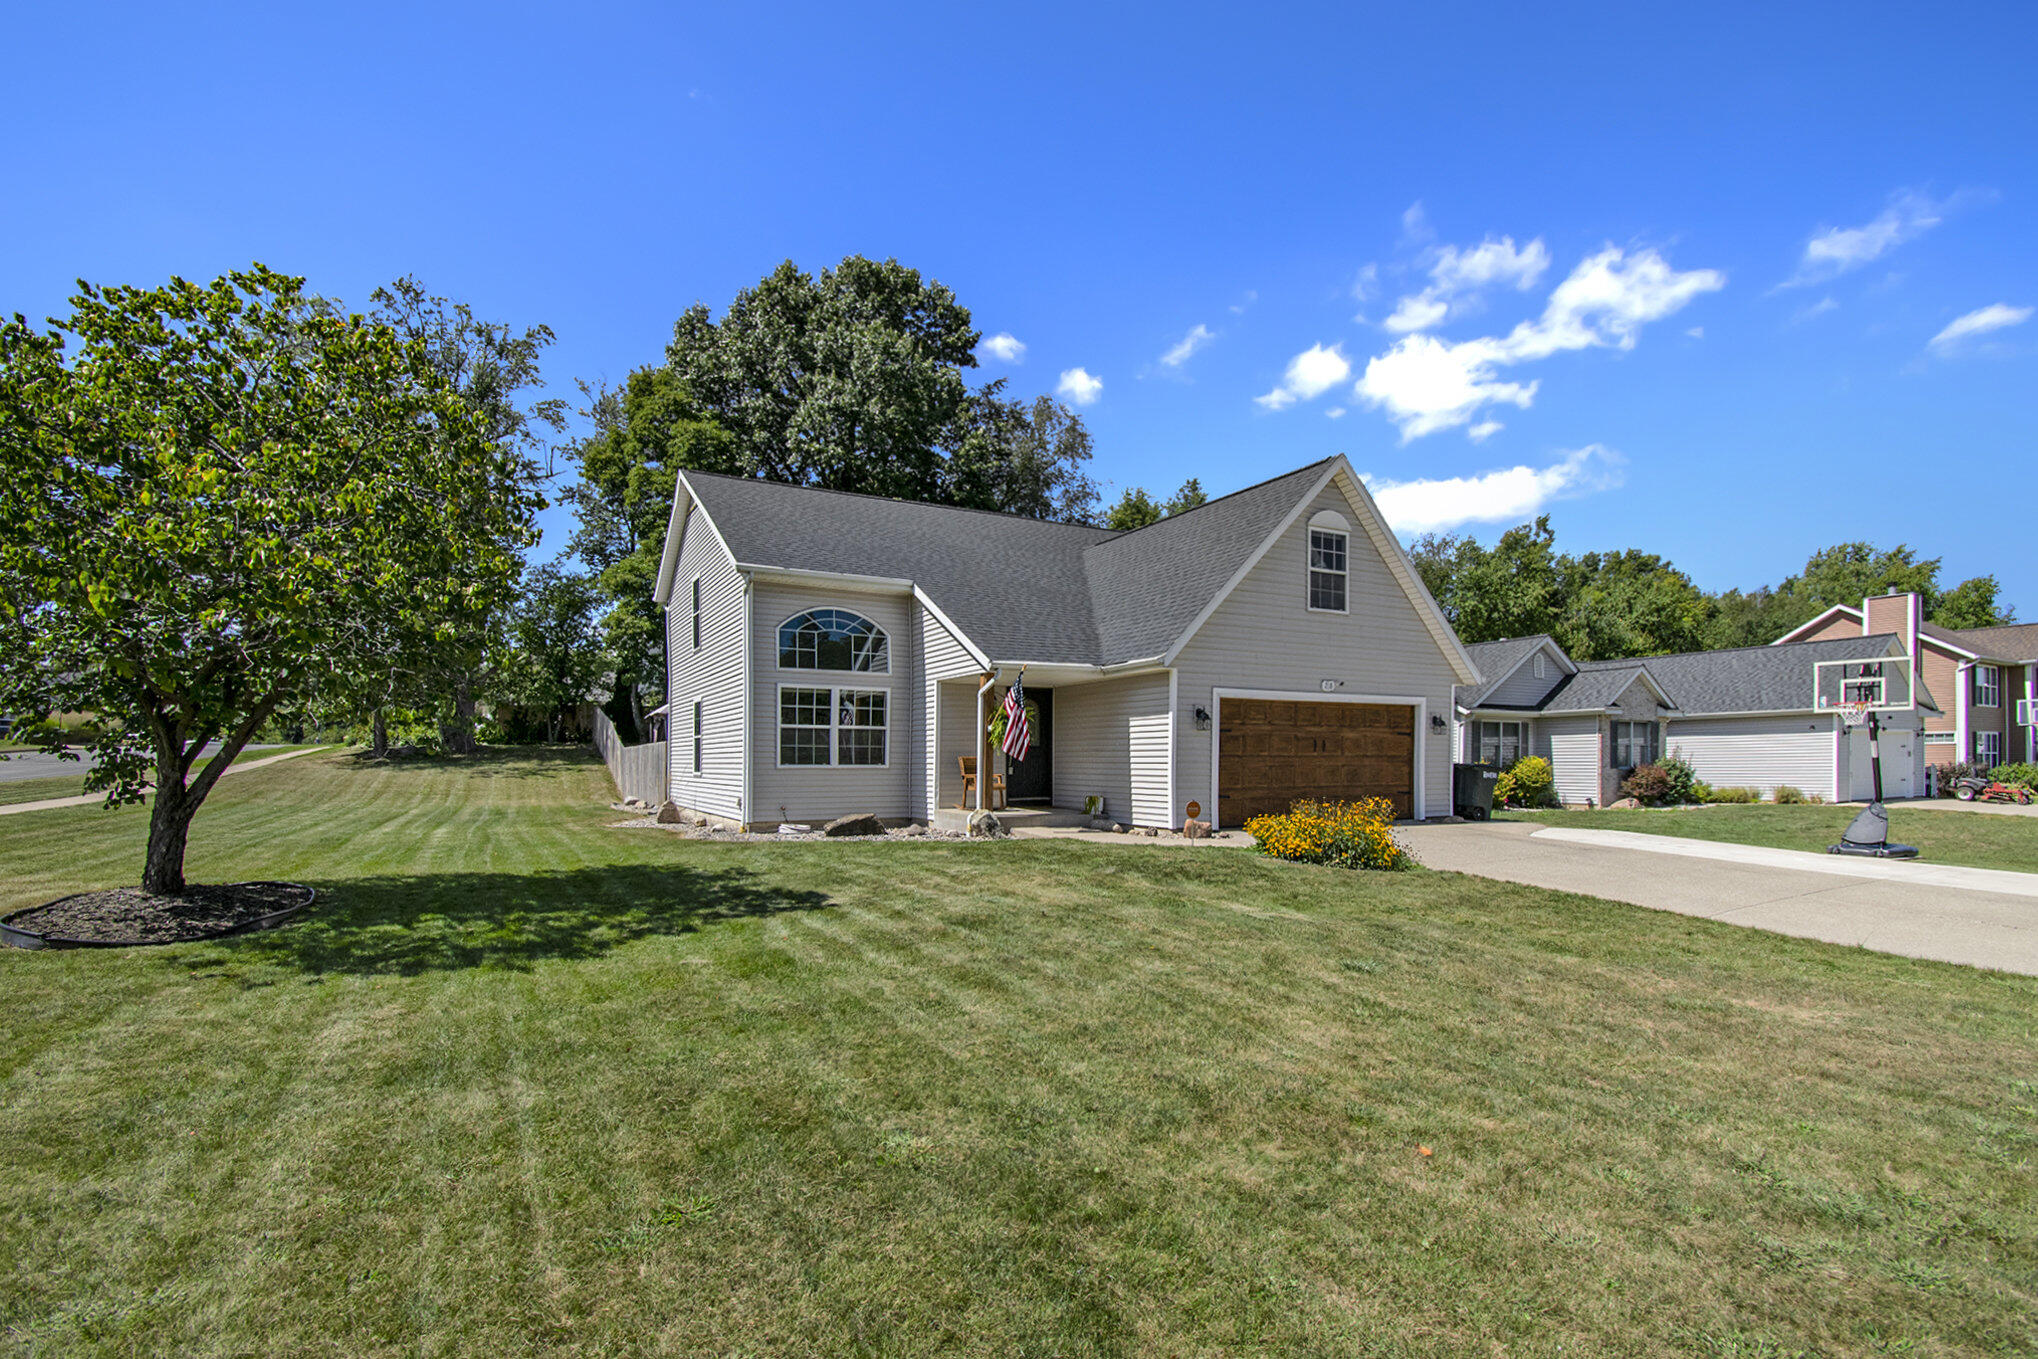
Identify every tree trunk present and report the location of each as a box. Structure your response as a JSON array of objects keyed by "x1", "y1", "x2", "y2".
[
  {"x1": 371, "y1": 708, "x2": 389, "y2": 758},
  {"x1": 627, "y1": 682, "x2": 647, "y2": 746},
  {"x1": 449, "y1": 676, "x2": 478, "y2": 754},
  {"x1": 141, "y1": 777, "x2": 193, "y2": 896}
]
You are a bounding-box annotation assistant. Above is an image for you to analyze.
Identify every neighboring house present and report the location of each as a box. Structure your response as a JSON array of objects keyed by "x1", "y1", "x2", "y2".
[
  {"x1": 1455, "y1": 633, "x2": 1935, "y2": 805},
  {"x1": 1775, "y1": 592, "x2": 2038, "y2": 769},
  {"x1": 650, "y1": 456, "x2": 1481, "y2": 830}
]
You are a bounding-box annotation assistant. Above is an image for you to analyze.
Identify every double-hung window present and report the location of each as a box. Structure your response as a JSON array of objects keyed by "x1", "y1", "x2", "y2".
[
  {"x1": 1976, "y1": 731, "x2": 2002, "y2": 767},
  {"x1": 1612, "y1": 721, "x2": 1659, "y2": 769},
  {"x1": 692, "y1": 700, "x2": 703, "y2": 774},
  {"x1": 1476, "y1": 720, "x2": 1525, "y2": 767},
  {"x1": 778, "y1": 686, "x2": 887, "y2": 767},
  {"x1": 1974, "y1": 665, "x2": 2001, "y2": 708},
  {"x1": 1308, "y1": 529, "x2": 1348, "y2": 612},
  {"x1": 691, "y1": 579, "x2": 702, "y2": 650}
]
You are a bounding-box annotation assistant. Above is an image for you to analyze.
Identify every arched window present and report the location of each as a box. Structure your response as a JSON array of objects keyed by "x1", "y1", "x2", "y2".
[{"x1": 778, "y1": 609, "x2": 889, "y2": 673}]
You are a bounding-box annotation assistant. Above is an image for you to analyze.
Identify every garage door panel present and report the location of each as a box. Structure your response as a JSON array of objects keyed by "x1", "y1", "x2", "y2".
[{"x1": 1218, "y1": 699, "x2": 1414, "y2": 825}]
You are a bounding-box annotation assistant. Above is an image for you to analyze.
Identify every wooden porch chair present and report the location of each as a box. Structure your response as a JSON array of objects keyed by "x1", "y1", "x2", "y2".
[{"x1": 958, "y1": 756, "x2": 1006, "y2": 810}]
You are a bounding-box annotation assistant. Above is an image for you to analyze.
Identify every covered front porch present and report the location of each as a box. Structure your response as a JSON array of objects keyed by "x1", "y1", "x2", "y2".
[{"x1": 930, "y1": 664, "x2": 1176, "y2": 830}]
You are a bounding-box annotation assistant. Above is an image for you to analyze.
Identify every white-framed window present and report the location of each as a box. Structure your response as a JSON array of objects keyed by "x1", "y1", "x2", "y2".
[
  {"x1": 692, "y1": 700, "x2": 703, "y2": 774},
  {"x1": 777, "y1": 685, "x2": 888, "y2": 767},
  {"x1": 1308, "y1": 529, "x2": 1348, "y2": 612},
  {"x1": 1476, "y1": 720, "x2": 1525, "y2": 767},
  {"x1": 1612, "y1": 721, "x2": 1659, "y2": 769},
  {"x1": 691, "y1": 578, "x2": 701, "y2": 650},
  {"x1": 1976, "y1": 731, "x2": 2002, "y2": 766},
  {"x1": 1533, "y1": 652, "x2": 1546, "y2": 680},
  {"x1": 1924, "y1": 731, "x2": 1956, "y2": 744},
  {"x1": 778, "y1": 609, "x2": 889, "y2": 673},
  {"x1": 1974, "y1": 665, "x2": 2001, "y2": 708}
]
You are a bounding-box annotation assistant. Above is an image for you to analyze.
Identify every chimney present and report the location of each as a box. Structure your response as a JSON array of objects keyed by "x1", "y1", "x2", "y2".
[{"x1": 1862, "y1": 590, "x2": 1923, "y2": 672}]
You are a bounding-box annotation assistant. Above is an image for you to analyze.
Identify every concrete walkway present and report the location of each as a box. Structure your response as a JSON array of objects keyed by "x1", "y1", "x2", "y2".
[
  {"x1": 1864, "y1": 796, "x2": 2038, "y2": 820},
  {"x1": 1401, "y1": 819, "x2": 2038, "y2": 976},
  {"x1": 0, "y1": 746, "x2": 330, "y2": 817}
]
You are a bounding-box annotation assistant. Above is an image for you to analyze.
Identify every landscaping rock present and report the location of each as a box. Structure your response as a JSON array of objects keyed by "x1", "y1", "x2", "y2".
[
  {"x1": 777, "y1": 823, "x2": 811, "y2": 835},
  {"x1": 966, "y1": 811, "x2": 1006, "y2": 838},
  {"x1": 1139, "y1": 826, "x2": 1159, "y2": 837},
  {"x1": 824, "y1": 812, "x2": 886, "y2": 838},
  {"x1": 1182, "y1": 818, "x2": 1211, "y2": 839},
  {"x1": 656, "y1": 801, "x2": 685, "y2": 824},
  {"x1": 1109, "y1": 823, "x2": 1125, "y2": 834},
  {"x1": 899, "y1": 823, "x2": 928, "y2": 837},
  {"x1": 1610, "y1": 797, "x2": 1642, "y2": 810}
]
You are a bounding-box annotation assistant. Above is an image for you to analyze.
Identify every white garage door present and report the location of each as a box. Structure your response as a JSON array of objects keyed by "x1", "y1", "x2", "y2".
[{"x1": 1846, "y1": 724, "x2": 1915, "y2": 801}]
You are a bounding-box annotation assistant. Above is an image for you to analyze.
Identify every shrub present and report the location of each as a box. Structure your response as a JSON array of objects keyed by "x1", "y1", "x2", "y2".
[
  {"x1": 1690, "y1": 780, "x2": 1714, "y2": 803},
  {"x1": 1989, "y1": 761, "x2": 2038, "y2": 790},
  {"x1": 1246, "y1": 798, "x2": 1408, "y2": 871},
  {"x1": 1772, "y1": 785, "x2": 1809, "y2": 804},
  {"x1": 1659, "y1": 753, "x2": 1700, "y2": 805},
  {"x1": 1495, "y1": 756, "x2": 1556, "y2": 808},
  {"x1": 1706, "y1": 785, "x2": 1760, "y2": 804},
  {"x1": 1619, "y1": 763, "x2": 1674, "y2": 806}
]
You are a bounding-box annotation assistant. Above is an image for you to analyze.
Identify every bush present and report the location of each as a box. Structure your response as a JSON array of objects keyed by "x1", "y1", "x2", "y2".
[
  {"x1": 1690, "y1": 780, "x2": 1714, "y2": 803},
  {"x1": 1619, "y1": 763, "x2": 1674, "y2": 806},
  {"x1": 1706, "y1": 785, "x2": 1761, "y2": 804},
  {"x1": 1989, "y1": 761, "x2": 2038, "y2": 790},
  {"x1": 1246, "y1": 798, "x2": 1408, "y2": 871},
  {"x1": 1495, "y1": 756, "x2": 1556, "y2": 808},
  {"x1": 1659, "y1": 753, "x2": 1700, "y2": 805},
  {"x1": 1772, "y1": 785, "x2": 1809, "y2": 804}
]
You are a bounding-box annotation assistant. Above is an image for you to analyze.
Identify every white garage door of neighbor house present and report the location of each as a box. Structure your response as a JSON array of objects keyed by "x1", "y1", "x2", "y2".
[{"x1": 1847, "y1": 725, "x2": 1915, "y2": 801}]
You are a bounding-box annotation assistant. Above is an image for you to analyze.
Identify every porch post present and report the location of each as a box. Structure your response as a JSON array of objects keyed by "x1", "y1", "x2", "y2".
[{"x1": 974, "y1": 670, "x2": 996, "y2": 812}]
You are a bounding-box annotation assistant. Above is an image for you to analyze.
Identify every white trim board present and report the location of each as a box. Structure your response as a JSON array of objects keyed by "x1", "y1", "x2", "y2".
[{"x1": 1208, "y1": 686, "x2": 1429, "y2": 825}]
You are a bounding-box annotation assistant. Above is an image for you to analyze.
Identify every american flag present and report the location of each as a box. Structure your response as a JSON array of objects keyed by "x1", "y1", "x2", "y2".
[{"x1": 1000, "y1": 675, "x2": 1031, "y2": 762}]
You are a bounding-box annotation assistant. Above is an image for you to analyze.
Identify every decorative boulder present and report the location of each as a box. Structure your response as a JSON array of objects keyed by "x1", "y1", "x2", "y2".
[
  {"x1": 966, "y1": 810, "x2": 1006, "y2": 838},
  {"x1": 1610, "y1": 797, "x2": 1642, "y2": 810},
  {"x1": 1182, "y1": 819, "x2": 1212, "y2": 839},
  {"x1": 824, "y1": 813, "x2": 886, "y2": 838}
]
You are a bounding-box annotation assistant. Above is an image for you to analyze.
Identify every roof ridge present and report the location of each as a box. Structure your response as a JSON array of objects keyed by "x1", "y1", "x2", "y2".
[
  {"x1": 1572, "y1": 632, "x2": 1905, "y2": 666},
  {"x1": 1090, "y1": 456, "x2": 1338, "y2": 543},
  {"x1": 679, "y1": 469, "x2": 1116, "y2": 533}
]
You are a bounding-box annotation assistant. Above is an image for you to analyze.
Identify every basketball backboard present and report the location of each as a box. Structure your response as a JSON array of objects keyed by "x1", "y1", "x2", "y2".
[{"x1": 1813, "y1": 656, "x2": 1915, "y2": 714}]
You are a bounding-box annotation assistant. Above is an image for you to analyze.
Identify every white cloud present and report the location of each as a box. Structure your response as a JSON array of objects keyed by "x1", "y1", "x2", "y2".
[
  {"x1": 1783, "y1": 191, "x2": 1948, "y2": 288},
  {"x1": 1325, "y1": 406, "x2": 1346, "y2": 419},
  {"x1": 1382, "y1": 292, "x2": 1450, "y2": 334},
  {"x1": 1056, "y1": 367, "x2": 1104, "y2": 405},
  {"x1": 1790, "y1": 296, "x2": 1839, "y2": 325},
  {"x1": 1354, "y1": 246, "x2": 1723, "y2": 440},
  {"x1": 1430, "y1": 236, "x2": 1550, "y2": 294},
  {"x1": 1929, "y1": 302, "x2": 2033, "y2": 352},
  {"x1": 1350, "y1": 265, "x2": 1378, "y2": 302},
  {"x1": 1255, "y1": 343, "x2": 1351, "y2": 411},
  {"x1": 1686, "y1": 326, "x2": 1704, "y2": 339},
  {"x1": 1160, "y1": 323, "x2": 1216, "y2": 368},
  {"x1": 1366, "y1": 445, "x2": 1624, "y2": 535},
  {"x1": 1230, "y1": 289, "x2": 1259, "y2": 314},
  {"x1": 1400, "y1": 201, "x2": 1433, "y2": 246},
  {"x1": 1467, "y1": 420, "x2": 1503, "y2": 442},
  {"x1": 980, "y1": 332, "x2": 1026, "y2": 363}
]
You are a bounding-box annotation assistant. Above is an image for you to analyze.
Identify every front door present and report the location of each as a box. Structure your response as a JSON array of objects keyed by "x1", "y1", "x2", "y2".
[{"x1": 1005, "y1": 687, "x2": 1053, "y2": 803}]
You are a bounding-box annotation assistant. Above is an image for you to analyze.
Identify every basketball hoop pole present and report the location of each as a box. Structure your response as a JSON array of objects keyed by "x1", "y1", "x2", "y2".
[{"x1": 1868, "y1": 709, "x2": 1884, "y2": 806}]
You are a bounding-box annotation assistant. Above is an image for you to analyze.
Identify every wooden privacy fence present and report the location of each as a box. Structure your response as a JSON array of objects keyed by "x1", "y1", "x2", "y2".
[{"x1": 592, "y1": 709, "x2": 669, "y2": 805}]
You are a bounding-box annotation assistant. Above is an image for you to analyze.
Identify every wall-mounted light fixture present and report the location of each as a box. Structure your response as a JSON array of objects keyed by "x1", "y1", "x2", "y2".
[
  {"x1": 1193, "y1": 705, "x2": 1212, "y2": 731},
  {"x1": 1429, "y1": 713, "x2": 1447, "y2": 733}
]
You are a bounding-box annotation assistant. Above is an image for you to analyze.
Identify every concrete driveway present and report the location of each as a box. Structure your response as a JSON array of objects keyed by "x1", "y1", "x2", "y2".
[{"x1": 1401, "y1": 819, "x2": 2038, "y2": 976}]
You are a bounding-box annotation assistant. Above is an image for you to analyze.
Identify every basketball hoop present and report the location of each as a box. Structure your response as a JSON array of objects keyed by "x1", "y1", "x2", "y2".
[{"x1": 1837, "y1": 700, "x2": 1874, "y2": 728}]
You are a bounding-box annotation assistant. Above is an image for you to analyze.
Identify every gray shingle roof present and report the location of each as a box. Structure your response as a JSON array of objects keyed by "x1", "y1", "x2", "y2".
[
  {"x1": 1935, "y1": 621, "x2": 2038, "y2": 663},
  {"x1": 1575, "y1": 633, "x2": 1934, "y2": 715},
  {"x1": 1538, "y1": 666, "x2": 1664, "y2": 713},
  {"x1": 679, "y1": 459, "x2": 1337, "y2": 666},
  {"x1": 1456, "y1": 636, "x2": 1557, "y2": 708}
]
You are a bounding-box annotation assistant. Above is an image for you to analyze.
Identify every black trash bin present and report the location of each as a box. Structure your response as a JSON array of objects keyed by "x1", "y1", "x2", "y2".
[{"x1": 1453, "y1": 763, "x2": 1499, "y2": 821}]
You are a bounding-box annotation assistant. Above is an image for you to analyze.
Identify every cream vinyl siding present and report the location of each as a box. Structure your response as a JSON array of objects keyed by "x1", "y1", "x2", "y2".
[
  {"x1": 1666, "y1": 715, "x2": 1838, "y2": 801},
  {"x1": 1536, "y1": 716, "x2": 1601, "y2": 806},
  {"x1": 665, "y1": 510, "x2": 747, "y2": 821},
  {"x1": 749, "y1": 582, "x2": 917, "y2": 824},
  {"x1": 1483, "y1": 647, "x2": 1566, "y2": 707},
  {"x1": 1054, "y1": 672, "x2": 1173, "y2": 827},
  {"x1": 1173, "y1": 478, "x2": 1459, "y2": 819},
  {"x1": 1601, "y1": 676, "x2": 1665, "y2": 805},
  {"x1": 919, "y1": 604, "x2": 982, "y2": 818}
]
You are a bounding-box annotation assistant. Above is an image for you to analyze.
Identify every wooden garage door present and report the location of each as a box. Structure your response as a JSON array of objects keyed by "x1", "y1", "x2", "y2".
[{"x1": 1217, "y1": 699, "x2": 1414, "y2": 825}]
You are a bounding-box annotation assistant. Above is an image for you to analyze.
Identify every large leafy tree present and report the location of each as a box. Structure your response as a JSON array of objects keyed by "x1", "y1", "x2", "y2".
[
  {"x1": 0, "y1": 266, "x2": 541, "y2": 893},
  {"x1": 1556, "y1": 549, "x2": 1710, "y2": 659},
  {"x1": 665, "y1": 256, "x2": 979, "y2": 500},
  {"x1": 942, "y1": 383, "x2": 1099, "y2": 522},
  {"x1": 1101, "y1": 478, "x2": 1207, "y2": 531},
  {"x1": 1410, "y1": 518, "x2": 1563, "y2": 644},
  {"x1": 563, "y1": 368, "x2": 735, "y2": 734},
  {"x1": 487, "y1": 563, "x2": 608, "y2": 743},
  {"x1": 364, "y1": 278, "x2": 566, "y2": 752}
]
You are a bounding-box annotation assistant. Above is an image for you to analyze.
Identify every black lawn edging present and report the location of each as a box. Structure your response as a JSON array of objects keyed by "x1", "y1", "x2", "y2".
[{"x1": 0, "y1": 882, "x2": 317, "y2": 951}]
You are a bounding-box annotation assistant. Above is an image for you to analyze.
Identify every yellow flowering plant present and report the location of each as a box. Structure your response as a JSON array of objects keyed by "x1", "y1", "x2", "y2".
[{"x1": 1243, "y1": 797, "x2": 1408, "y2": 871}]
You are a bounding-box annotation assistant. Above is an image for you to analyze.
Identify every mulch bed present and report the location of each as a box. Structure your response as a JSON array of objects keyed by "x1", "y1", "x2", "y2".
[{"x1": 1, "y1": 881, "x2": 315, "y2": 948}]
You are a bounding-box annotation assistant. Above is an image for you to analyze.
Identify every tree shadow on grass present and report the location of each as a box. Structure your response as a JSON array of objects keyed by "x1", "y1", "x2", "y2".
[
  {"x1": 187, "y1": 863, "x2": 832, "y2": 977},
  {"x1": 337, "y1": 746, "x2": 604, "y2": 781}
]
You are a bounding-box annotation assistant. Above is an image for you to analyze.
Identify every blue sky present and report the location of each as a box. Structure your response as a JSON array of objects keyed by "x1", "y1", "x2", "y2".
[{"x1": 6, "y1": 2, "x2": 2033, "y2": 611}]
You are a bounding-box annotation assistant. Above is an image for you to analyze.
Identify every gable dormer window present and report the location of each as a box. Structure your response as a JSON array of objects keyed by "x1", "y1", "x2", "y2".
[
  {"x1": 1533, "y1": 652, "x2": 1546, "y2": 680},
  {"x1": 778, "y1": 609, "x2": 890, "y2": 673},
  {"x1": 1306, "y1": 510, "x2": 1350, "y2": 613}
]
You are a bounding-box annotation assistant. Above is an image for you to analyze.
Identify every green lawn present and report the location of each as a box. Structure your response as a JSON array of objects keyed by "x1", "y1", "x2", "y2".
[
  {"x1": 2, "y1": 752, "x2": 2034, "y2": 1357},
  {"x1": 1507, "y1": 803, "x2": 2038, "y2": 873},
  {"x1": 0, "y1": 745, "x2": 320, "y2": 809}
]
